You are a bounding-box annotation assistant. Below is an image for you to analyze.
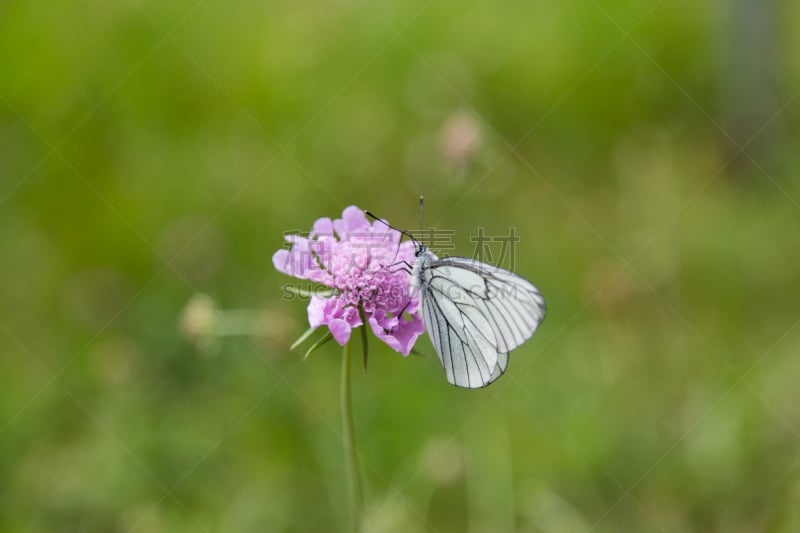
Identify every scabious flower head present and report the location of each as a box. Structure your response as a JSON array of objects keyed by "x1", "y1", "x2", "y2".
[{"x1": 273, "y1": 206, "x2": 424, "y2": 355}]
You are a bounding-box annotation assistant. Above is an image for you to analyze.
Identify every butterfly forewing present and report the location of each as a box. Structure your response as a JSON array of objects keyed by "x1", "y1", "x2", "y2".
[
  {"x1": 430, "y1": 257, "x2": 545, "y2": 352},
  {"x1": 418, "y1": 254, "x2": 546, "y2": 388}
]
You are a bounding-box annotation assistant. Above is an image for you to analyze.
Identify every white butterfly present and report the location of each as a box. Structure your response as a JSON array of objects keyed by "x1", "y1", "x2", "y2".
[{"x1": 410, "y1": 245, "x2": 546, "y2": 388}]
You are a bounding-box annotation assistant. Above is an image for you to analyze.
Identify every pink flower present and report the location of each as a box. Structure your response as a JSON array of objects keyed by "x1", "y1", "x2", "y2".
[{"x1": 273, "y1": 206, "x2": 424, "y2": 355}]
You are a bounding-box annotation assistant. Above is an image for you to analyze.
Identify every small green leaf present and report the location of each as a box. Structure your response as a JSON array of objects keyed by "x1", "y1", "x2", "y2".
[
  {"x1": 290, "y1": 326, "x2": 319, "y2": 351},
  {"x1": 304, "y1": 330, "x2": 334, "y2": 359}
]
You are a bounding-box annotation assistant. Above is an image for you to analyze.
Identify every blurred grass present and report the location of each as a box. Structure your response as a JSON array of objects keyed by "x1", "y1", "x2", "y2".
[{"x1": 2, "y1": 0, "x2": 800, "y2": 532}]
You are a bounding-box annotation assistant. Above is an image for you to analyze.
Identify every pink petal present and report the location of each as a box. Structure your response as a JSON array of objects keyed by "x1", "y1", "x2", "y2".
[
  {"x1": 370, "y1": 221, "x2": 401, "y2": 247},
  {"x1": 398, "y1": 240, "x2": 416, "y2": 260},
  {"x1": 328, "y1": 318, "x2": 352, "y2": 345},
  {"x1": 372, "y1": 308, "x2": 398, "y2": 331},
  {"x1": 392, "y1": 314, "x2": 425, "y2": 355},
  {"x1": 333, "y1": 206, "x2": 370, "y2": 239},
  {"x1": 311, "y1": 217, "x2": 335, "y2": 237},
  {"x1": 273, "y1": 237, "x2": 318, "y2": 279},
  {"x1": 368, "y1": 312, "x2": 424, "y2": 356},
  {"x1": 284, "y1": 234, "x2": 304, "y2": 243},
  {"x1": 308, "y1": 270, "x2": 335, "y2": 286},
  {"x1": 272, "y1": 249, "x2": 293, "y2": 275},
  {"x1": 342, "y1": 305, "x2": 363, "y2": 328},
  {"x1": 331, "y1": 295, "x2": 348, "y2": 317},
  {"x1": 307, "y1": 295, "x2": 334, "y2": 328}
]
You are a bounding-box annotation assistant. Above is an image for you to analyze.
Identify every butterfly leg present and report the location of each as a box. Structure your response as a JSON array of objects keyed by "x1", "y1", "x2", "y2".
[
  {"x1": 381, "y1": 260, "x2": 413, "y2": 274},
  {"x1": 388, "y1": 297, "x2": 418, "y2": 333}
]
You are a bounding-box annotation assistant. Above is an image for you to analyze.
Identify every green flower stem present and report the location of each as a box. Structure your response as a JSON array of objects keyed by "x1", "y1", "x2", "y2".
[
  {"x1": 359, "y1": 308, "x2": 369, "y2": 372},
  {"x1": 341, "y1": 341, "x2": 363, "y2": 531}
]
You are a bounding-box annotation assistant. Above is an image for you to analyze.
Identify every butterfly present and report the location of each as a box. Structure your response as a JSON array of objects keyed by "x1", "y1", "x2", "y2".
[{"x1": 367, "y1": 205, "x2": 546, "y2": 388}]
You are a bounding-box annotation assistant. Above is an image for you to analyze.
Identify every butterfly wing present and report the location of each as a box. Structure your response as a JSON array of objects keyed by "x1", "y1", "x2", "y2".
[{"x1": 419, "y1": 256, "x2": 545, "y2": 388}]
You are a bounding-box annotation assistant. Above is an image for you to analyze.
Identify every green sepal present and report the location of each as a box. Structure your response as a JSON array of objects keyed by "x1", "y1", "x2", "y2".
[
  {"x1": 304, "y1": 330, "x2": 334, "y2": 360},
  {"x1": 290, "y1": 326, "x2": 318, "y2": 351},
  {"x1": 409, "y1": 347, "x2": 429, "y2": 358}
]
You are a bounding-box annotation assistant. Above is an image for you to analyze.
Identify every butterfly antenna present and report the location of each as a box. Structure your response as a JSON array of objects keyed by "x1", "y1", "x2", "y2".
[
  {"x1": 419, "y1": 195, "x2": 424, "y2": 245},
  {"x1": 364, "y1": 210, "x2": 419, "y2": 246}
]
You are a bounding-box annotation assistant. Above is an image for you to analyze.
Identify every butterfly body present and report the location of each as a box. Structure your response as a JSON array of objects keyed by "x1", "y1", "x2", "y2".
[
  {"x1": 410, "y1": 244, "x2": 546, "y2": 388},
  {"x1": 409, "y1": 245, "x2": 436, "y2": 292}
]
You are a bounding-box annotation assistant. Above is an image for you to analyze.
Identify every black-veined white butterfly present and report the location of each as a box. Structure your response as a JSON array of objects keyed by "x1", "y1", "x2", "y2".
[{"x1": 367, "y1": 203, "x2": 546, "y2": 388}]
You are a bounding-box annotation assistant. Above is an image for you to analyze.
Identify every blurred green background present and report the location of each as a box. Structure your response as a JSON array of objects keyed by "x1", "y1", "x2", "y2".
[{"x1": 2, "y1": 0, "x2": 800, "y2": 531}]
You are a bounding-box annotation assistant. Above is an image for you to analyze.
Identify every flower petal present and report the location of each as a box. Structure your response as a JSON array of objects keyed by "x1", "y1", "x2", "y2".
[
  {"x1": 371, "y1": 308, "x2": 398, "y2": 331},
  {"x1": 328, "y1": 318, "x2": 352, "y2": 345},
  {"x1": 272, "y1": 249, "x2": 293, "y2": 276},
  {"x1": 398, "y1": 240, "x2": 417, "y2": 260},
  {"x1": 273, "y1": 238, "x2": 318, "y2": 279},
  {"x1": 307, "y1": 295, "x2": 334, "y2": 328},
  {"x1": 333, "y1": 205, "x2": 370, "y2": 239},
  {"x1": 368, "y1": 312, "x2": 424, "y2": 356},
  {"x1": 370, "y1": 220, "x2": 401, "y2": 247},
  {"x1": 342, "y1": 305, "x2": 363, "y2": 328},
  {"x1": 392, "y1": 314, "x2": 426, "y2": 356},
  {"x1": 311, "y1": 217, "x2": 335, "y2": 238}
]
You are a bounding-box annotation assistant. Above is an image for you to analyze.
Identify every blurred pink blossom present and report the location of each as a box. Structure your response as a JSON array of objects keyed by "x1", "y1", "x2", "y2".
[{"x1": 440, "y1": 111, "x2": 482, "y2": 171}]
